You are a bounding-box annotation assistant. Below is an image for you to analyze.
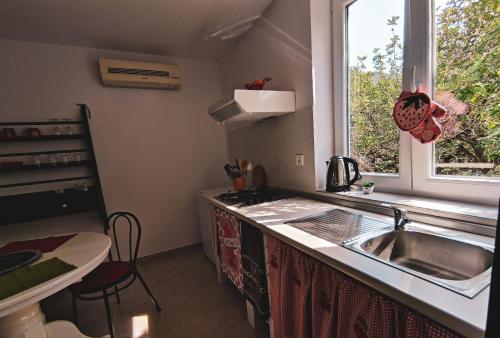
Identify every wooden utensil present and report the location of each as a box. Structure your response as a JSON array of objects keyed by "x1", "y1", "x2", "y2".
[{"x1": 252, "y1": 165, "x2": 267, "y2": 189}]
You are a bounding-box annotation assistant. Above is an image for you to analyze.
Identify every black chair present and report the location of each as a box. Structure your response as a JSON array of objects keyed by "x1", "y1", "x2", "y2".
[{"x1": 70, "y1": 212, "x2": 161, "y2": 338}]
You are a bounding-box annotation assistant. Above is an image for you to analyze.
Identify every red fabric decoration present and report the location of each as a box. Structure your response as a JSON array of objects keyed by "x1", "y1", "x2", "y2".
[
  {"x1": 393, "y1": 90, "x2": 447, "y2": 144},
  {"x1": 215, "y1": 208, "x2": 243, "y2": 290},
  {"x1": 279, "y1": 244, "x2": 313, "y2": 338},
  {"x1": 266, "y1": 235, "x2": 283, "y2": 338},
  {"x1": 409, "y1": 114, "x2": 442, "y2": 144},
  {"x1": 0, "y1": 234, "x2": 76, "y2": 254}
]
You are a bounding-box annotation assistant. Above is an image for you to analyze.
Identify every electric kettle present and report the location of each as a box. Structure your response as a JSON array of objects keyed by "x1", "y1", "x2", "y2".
[{"x1": 326, "y1": 156, "x2": 362, "y2": 192}]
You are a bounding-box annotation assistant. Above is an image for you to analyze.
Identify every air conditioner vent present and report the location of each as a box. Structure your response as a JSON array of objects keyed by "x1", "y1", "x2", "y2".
[
  {"x1": 108, "y1": 67, "x2": 171, "y2": 78},
  {"x1": 99, "y1": 58, "x2": 181, "y2": 90}
]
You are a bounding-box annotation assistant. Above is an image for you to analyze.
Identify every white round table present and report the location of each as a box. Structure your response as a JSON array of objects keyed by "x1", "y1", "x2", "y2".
[{"x1": 0, "y1": 232, "x2": 111, "y2": 338}]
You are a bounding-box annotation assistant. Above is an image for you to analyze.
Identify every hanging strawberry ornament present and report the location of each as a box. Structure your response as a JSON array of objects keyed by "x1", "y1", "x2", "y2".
[
  {"x1": 392, "y1": 65, "x2": 448, "y2": 144},
  {"x1": 409, "y1": 99, "x2": 447, "y2": 143},
  {"x1": 393, "y1": 91, "x2": 431, "y2": 131}
]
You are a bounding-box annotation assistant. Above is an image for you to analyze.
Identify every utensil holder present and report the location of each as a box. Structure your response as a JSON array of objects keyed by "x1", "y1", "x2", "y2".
[{"x1": 233, "y1": 177, "x2": 246, "y2": 191}]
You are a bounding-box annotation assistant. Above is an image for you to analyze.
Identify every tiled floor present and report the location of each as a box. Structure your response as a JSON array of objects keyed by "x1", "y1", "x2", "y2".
[{"x1": 41, "y1": 244, "x2": 269, "y2": 338}]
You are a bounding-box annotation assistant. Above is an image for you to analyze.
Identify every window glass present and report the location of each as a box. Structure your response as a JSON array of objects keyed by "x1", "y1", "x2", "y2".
[
  {"x1": 433, "y1": 0, "x2": 499, "y2": 178},
  {"x1": 346, "y1": 0, "x2": 405, "y2": 174}
]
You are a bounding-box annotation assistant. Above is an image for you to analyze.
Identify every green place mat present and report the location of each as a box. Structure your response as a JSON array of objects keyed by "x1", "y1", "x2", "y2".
[{"x1": 0, "y1": 257, "x2": 76, "y2": 300}]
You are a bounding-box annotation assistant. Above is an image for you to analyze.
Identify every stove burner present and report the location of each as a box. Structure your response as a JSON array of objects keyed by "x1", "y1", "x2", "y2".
[
  {"x1": 218, "y1": 192, "x2": 240, "y2": 201},
  {"x1": 215, "y1": 189, "x2": 290, "y2": 207}
]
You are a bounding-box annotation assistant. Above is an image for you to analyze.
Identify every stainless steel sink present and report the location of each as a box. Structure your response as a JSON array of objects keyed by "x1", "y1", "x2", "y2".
[{"x1": 346, "y1": 228, "x2": 493, "y2": 298}]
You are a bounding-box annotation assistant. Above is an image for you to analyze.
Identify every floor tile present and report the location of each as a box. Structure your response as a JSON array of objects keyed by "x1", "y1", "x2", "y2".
[
  {"x1": 41, "y1": 244, "x2": 267, "y2": 338},
  {"x1": 219, "y1": 319, "x2": 270, "y2": 338}
]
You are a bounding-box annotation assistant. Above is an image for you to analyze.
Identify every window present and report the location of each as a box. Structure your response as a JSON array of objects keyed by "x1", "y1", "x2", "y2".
[
  {"x1": 433, "y1": 0, "x2": 499, "y2": 178},
  {"x1": 347, "y1": 0, "x2": 404, "y2": 175},
  {"x1": 332, "y1": 0, "x2": 499, "y2": 204}
]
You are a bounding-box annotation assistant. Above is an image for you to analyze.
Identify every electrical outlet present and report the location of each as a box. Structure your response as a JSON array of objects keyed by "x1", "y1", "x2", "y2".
[{"x1": 295, "y1": 154, "x2": 304, "y2": 166}]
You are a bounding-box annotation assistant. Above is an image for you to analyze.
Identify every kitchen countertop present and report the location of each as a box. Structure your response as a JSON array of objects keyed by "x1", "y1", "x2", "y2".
[{"x1": 199, "y1": 186, "x2": 494, "y2": 338}]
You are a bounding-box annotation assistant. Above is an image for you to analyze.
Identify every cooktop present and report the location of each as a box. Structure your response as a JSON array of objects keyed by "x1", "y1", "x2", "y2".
[{"x1": 215, "y1": 189, "x2": 291, "y2": 207}]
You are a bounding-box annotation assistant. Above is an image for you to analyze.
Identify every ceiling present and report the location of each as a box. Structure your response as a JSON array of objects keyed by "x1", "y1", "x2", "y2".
[{"x1": 0, "y1": 0, "x2": 272, "y2": 60}]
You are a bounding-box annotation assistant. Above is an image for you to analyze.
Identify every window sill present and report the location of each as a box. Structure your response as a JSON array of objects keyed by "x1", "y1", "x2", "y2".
[{"x1": 285, "y1": 187, "x2": 498, "y2": 237}]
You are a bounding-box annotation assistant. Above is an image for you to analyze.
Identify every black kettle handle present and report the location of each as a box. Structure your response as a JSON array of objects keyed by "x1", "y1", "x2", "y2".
[{"x1": 344, "y1": 157, "x2": 362, "y2": 185}]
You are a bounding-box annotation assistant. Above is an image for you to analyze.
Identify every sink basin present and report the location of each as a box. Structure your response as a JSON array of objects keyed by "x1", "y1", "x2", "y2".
[{"x1": 347, "y1": 228, "x2": 493, "y2": 297}]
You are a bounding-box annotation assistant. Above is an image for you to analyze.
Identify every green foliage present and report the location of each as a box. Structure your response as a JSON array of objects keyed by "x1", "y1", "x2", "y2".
[
  {"x1": 349, "y1": 16, "x2": 402, "y2": 173},
  {"x1": 349, "y1": 1, "x2": 499, "y2": 177},
  {"x1": 434, "y1": 0, "x2": 499, "y2": 176}
]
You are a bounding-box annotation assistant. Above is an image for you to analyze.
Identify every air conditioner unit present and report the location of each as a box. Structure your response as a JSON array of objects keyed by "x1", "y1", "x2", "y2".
[{"x1": 98, "y1": 58, "x2": 181, "y2": 90}]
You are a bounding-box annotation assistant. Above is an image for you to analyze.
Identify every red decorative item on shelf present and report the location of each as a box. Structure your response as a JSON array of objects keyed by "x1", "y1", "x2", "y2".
[
  {"x1": 244, "y1": 77, "x2": 272, "y2": 90},
  {"x1": 1, "y1": 128, "x2": 16, "y2": 139},
  {"x1": 1, "y1": 161, "x2": 23, "y2": 169},
  {"x1": 392, "y1": 90, "x2": 447, "y2": 144},
  {"x1": 23, "y1": 128, "x2": 42, "y2": 138}
]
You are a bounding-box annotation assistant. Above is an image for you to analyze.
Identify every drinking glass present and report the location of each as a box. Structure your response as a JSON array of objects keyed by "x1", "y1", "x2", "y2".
[
  {"x1": 49, "y1": 154, "x2": 58, "y2": 166},
  {"x1": 32, "y1": 155, "x2": 41, "y2": 167},
  {"x1": 60, "y1": 154, "x2": 69, "y2": 164}
]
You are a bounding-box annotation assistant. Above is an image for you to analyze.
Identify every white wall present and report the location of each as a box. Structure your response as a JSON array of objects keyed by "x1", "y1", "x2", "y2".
[
  {"x1": 311, "y1": 0, "x2": 335, "y2": 190},
  {"x1": 219, "y1": 0, "x2": 317, "y2": 192},
  {"x1": 0, "y1": 39, "x2": 228, "y2": 257}
]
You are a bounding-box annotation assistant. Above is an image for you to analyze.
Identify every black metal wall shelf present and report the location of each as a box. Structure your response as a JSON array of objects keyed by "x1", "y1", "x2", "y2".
[
  {"x1": 0, "y1": 121, "x2": 83, "y2": 126},
  {"x1": 0, "y1": 186, "x2": 94, "y2": 201},
  {"x1": 0, "y1": 160, "x2": 94, "y2": 173},
  {"x1": 0, "y1": 134, "x2": 86, "y2": 143},
  {"x1": 0, "y1": 149, "x2": 89, "y2": 158},
  {"x1": 0, "y1": 104, "x2": 107, "y2": 228},
  {"x1": 0, "y1": 186, "x2": 98, "y2": 226},
  {"x1": 0, "y1": 176, "x2": 95, "y2": 189}
]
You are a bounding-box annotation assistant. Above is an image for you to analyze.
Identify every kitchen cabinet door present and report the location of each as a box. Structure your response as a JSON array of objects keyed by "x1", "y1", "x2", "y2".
[
  {"x1": 214, "y1": 207, "x2": 243, "y2": 291},
  {"x1": 311, "y1": 261, "x2": 396, "y2": 338},
  {"x1": 394, "y1": 305, "x2": 463, "y2": 338},
  {"x1": 196, "y1": 195, "x2": 216, "y2": 263},
  {"x1": 266, "y1": 235, "x2": 284, "y2": 338},
  {"x1": 335, "y1": 270, "x2": 462, "y2": 338},
  {"x1": 315, "y1": 261, "x2": 462, "y2": 338},
  {"x1": 267, "y1": 239, "x2": 462, "y2": 338},
  {"x1": 279, "y1": 245, "x2": 314, "y2": 338},
  {"x1": 336, "y1": 270, "x2": 395, "y2": 338},
  {"x1": 311, "y1": 262, "x2": 344, "y2": 338}
]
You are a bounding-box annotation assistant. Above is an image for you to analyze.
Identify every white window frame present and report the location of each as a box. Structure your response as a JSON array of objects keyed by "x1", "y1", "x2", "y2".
[{"x1": 332, "y1": 0, "x2": 500, "y2": 205}]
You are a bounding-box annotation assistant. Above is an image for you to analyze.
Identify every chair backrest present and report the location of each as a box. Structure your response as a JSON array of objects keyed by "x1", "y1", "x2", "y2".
[{"x1": 105, "y1": 211, "x2": 142, "y2": 267}]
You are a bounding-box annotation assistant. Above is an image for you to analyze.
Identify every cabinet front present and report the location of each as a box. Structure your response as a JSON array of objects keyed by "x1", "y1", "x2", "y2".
[
  {"x1": 267, "y1": 236, "x2": 464, "y2": 338},
  {"x1": 280, "y1": 245, "x2": 314, "y2": 338},
  {"x1": 266, "y1": 235, "x2": 284, "y2": 338}
]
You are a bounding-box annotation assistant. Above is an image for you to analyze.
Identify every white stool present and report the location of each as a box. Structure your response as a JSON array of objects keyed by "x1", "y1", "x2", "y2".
[{"x1": 44, "y1": 321, "x2": 109, "y2": 338}]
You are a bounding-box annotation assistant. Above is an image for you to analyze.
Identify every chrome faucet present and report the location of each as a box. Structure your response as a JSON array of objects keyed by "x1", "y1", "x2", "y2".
[{"x1": 382, "y1": 204, "x2": 410, "y2": 230}]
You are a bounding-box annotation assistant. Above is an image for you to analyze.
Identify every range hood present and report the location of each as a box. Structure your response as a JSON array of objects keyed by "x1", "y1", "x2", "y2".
[{"x1": 208, "y1": 90, "x2": 295, "y2": 123}]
